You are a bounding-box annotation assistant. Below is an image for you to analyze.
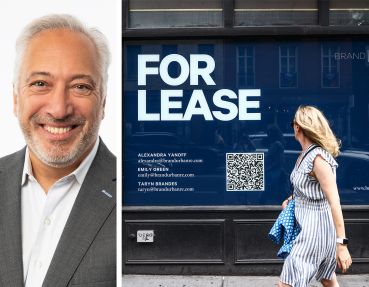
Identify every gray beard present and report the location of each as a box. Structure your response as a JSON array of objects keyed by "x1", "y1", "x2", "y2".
[{"x1": 19, "y1": 118, "x2": 100, "y2": 168}]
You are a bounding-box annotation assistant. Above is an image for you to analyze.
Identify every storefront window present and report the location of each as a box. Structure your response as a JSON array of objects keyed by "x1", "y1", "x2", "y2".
[
  {"x1": 124, "y1": 39, "x2": 369, "y2": 206},
  {"x1": 128, "y1": 0, "x2": 223, "y2": 28},
  {"x1": 234, "y1": 0, "x2": 317, "y2": 26}
]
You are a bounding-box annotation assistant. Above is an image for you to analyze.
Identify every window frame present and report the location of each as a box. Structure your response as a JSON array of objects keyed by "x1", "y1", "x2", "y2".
[
  {"x1": 236, "y1": 45, "x2": 255, "y2": 88},
  {"x1": 321, "y1": 44, "x2": 340, "y2": 88},
  {"x1": 279, "y1": 45, "x2": 298, "y2": 89}
]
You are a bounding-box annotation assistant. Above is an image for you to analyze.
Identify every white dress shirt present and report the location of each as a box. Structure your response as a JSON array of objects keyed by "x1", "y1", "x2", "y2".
[{"x1": 21, "y1": 139, "x2": 99, "y2": 287}]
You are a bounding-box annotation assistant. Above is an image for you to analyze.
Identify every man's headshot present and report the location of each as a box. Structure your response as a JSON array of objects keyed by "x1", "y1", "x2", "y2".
[
  {"x1": 14, "y1": 15, "x2": 109, "y2": 175},
  {"x1": 0, "y1": 14, "x2": 116, "y2": 287}
]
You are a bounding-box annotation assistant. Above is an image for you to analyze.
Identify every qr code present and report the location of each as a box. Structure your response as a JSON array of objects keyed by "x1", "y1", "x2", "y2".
[{"x1": 226, "y1": 153, "x2": 264, "y2": 191}]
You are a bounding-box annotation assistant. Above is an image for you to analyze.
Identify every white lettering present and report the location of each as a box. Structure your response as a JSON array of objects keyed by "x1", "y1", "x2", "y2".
[
  {"x1": 183, "y1": 90, "x2": 213, "y2": 120},
  {"x1": 239, "y1": 89, "x2": 261, "y2": 120},
  {"x1": 160, "y1": 54, "x2": 189, "y2": 86},
  {"x1": 212, "y1": 89, "x2": 238, "y2": 121},
  {"x1": 138, "y1": 54, "x2": 160, "y2": 86},
  {"x1": 137, "y1": 90, "x2": 160, "y2": 121},
  {"x1": 136, "y1": 54, "x2": 262, "y2": 122},
  {"x1": 161, "y1": 90, "x2": 183, "y2": 121},
  {"x1": 138, "y1": 54, "x2": 216, "y2": 86},
  {"x1": 334, "y1": 52, "x2": 366, "y2": 60},
  {"x1": 190, "y1": 54, "x2": 216, "y2": 85},
  {"x1": 138, "y1": 89, "x2": 261, "y2": 121}
]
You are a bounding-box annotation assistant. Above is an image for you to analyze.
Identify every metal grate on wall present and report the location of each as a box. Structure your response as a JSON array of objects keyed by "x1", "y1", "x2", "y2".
[
  {"x1": 330, "y1": 0, "x2": 369, "y2": 26},
  {"x1": 128, "y1": 0, "x2": 223, "y2": 28},
  {"x1": 234, "y1": 0, "x2": 318, "y2": 26}
]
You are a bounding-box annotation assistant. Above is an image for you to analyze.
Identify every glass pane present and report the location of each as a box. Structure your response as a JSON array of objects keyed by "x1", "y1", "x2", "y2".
[
  {"x1": 247, "y1": 74, "x2": 255, "y2": 86},
  {"x1": 289, "y1": 48, "x2": 296, "y2": 57},
  {"x1": 126, "y1": 45, "x2": 141, "y2": 81},
  {"x1": 247, "y1": 58, "x2": 253, "y2": 70},
  {"x1": 129, "y1": 0, "x2": 222, "y2": 28},
  {"x1": 199, "y1": 44, "x2": 215, "y2": 57},
  {"x1": 124, "y1": 39, "x2": 369, "y2": 206},
  {"x1": 280, "y1": 47, "x2": 287, "y2": 56},
  {"x1": 234, "y1": 0, "x2": 317, "y2": 26},
  {"x1": 322, "y1": 45, "x2": 340, "y2": 88},
  {"x1": 330, "y1": 0, "x2": 369, "y2": 26},
  {"x1": 238, "y1": 74, "x2": 245, "y2": 86},
  {"x1": 280, "y1": 72, "x2": 297, "y2": 87},
  {"x1": 281, "y1": 59, "x2": 287, "y2": 70},
  {"x1": 247, "y1": 47, "x2": 254, "y2": 56},
  {"x1": 238, "y1": 47, "x2": 255, "y2": 88},
  {"x1": 290, "y1": 57, "x2": 296, "y2": 65},
  {"x1": 239, "y1": 62, "x2": 245, "y2": 73}
]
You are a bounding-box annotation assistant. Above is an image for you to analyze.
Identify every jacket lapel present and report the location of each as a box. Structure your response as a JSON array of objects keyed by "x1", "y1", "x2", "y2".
[
  {"x1": 0, "y1": 149, "x2": 25, "y2": 286},
  {"x1": 42, "y1": 141, "x2": 116, "y2": 287}
]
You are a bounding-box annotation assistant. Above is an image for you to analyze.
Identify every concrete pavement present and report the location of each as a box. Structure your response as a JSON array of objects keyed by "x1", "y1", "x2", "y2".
[{"x1": 123, "y1": 274, "x2": 369, "y2": 287}]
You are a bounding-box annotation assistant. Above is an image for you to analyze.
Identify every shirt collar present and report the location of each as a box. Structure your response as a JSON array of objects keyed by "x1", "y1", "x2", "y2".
[{"x1": 22, "y1": 138, "x2": 100, "y2": 186}]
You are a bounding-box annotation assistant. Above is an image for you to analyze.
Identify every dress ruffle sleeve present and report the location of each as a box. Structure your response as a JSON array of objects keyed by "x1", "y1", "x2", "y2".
[{"x1": 301, "y1": 147, "x2": 338, "y2": 174}]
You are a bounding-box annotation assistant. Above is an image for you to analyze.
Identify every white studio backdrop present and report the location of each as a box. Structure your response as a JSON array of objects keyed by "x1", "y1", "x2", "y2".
[{"x1": 0, "y1": 0, "x2": 121, "y2": 157}]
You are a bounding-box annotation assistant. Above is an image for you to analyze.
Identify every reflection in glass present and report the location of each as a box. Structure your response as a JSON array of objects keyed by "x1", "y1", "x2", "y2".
[
  {"x1": 321, "y1": 45, "x2": 340, "y2": 88},
  {"x1": 237, "y1": 46, "x2": 255, "y2": 88},
  {"x1": 279, "y1": 46, "x2": 298, "y2": 88}
]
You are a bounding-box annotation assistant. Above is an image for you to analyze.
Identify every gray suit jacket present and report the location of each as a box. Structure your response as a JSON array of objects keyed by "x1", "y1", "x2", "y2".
[{"x1": 0, "y1": 140, "x2": 116, "y2": 287}]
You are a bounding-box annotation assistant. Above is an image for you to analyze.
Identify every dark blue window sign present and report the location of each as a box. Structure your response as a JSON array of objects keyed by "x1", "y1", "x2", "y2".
[{"x1": 124, "y1": 39, "x2": 369, "y2": 206}]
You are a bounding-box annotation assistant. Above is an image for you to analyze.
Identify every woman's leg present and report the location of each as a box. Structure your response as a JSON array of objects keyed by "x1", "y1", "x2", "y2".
[
  {"x1": 278, "y1": 282, "x2": 292, "y2": 287},
  {"x1": 321, "y1": 273, "x2": 339, "y2": 287}
]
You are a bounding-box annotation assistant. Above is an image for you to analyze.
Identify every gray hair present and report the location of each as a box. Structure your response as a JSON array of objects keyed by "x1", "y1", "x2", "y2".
[{"x1": 14, "y1": 14, "x2": 111, "y2": 99}]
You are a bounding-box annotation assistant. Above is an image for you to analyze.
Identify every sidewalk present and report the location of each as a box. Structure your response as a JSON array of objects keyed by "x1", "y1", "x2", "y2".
[{"x1": 123, "y1": 274, "x2": 369, "y2": 287}]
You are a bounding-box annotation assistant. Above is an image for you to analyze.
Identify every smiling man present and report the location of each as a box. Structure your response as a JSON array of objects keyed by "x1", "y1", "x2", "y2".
[{"x1": 0, "y1": 15, "x2": 116, "y2": 287}]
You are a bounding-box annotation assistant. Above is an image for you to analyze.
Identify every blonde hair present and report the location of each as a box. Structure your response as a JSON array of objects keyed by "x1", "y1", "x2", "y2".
[{"x1": 294, "y1": 105, "x2": 341, "y2": 157}]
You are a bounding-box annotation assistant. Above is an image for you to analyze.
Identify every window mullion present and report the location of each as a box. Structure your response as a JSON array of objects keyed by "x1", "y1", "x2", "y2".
[{"x1": 318, "y1": 0, "x2": 330, "y2": 26}]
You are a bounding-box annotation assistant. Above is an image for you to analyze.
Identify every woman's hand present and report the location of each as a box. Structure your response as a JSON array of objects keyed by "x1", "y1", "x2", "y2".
[{"x1": 336, "y1": 245, "x2": 352, "y2": 273}]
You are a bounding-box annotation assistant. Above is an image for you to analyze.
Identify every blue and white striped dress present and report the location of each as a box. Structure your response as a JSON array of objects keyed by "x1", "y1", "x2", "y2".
[{"x1": 280, "y1": 144, "x2": 338, "y2": 286}]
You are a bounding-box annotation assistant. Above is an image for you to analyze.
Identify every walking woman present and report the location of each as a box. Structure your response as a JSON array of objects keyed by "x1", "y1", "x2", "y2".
[{"x1": 279, "y1": 106, "x2": 352, "y2": 287}]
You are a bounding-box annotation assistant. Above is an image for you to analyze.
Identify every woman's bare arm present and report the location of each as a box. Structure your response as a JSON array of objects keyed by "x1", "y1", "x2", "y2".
[{"x1": 313, "y1": 155, "x2": 352, "y2": 272}]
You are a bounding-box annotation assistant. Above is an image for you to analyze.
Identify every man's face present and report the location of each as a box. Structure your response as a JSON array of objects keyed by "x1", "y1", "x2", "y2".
[{"x1": 14, "y1": 29, "x2": 105, "y2": 168}]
